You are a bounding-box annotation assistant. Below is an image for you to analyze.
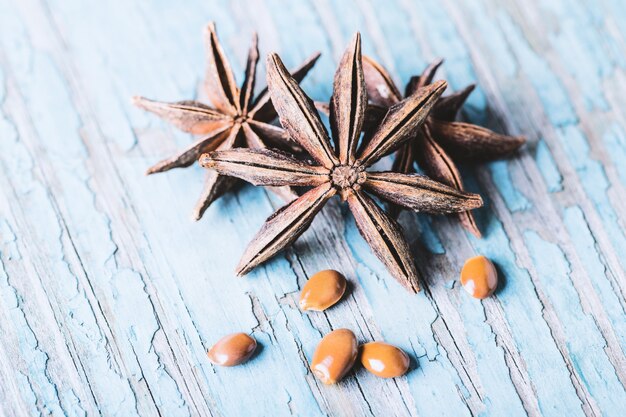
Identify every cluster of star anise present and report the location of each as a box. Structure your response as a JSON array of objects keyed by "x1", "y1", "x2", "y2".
[{"x1": 134, "y1": 23, "x2": 524, "y2": 292}]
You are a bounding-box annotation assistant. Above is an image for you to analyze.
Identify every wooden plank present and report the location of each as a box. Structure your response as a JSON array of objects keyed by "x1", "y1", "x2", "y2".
[{"x1": 0, "y1": 0, "x2": 625, "y2": 415}]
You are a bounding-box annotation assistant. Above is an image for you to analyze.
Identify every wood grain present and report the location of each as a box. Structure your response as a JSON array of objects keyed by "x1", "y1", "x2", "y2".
[{"x1": 0, "y1": 0, "x2": 625, "y2": 416}]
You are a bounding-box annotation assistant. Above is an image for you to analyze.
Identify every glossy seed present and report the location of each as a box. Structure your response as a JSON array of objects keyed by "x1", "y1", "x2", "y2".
[
  {"x1": 207, "y1": 333, "x2": 257, "y2": 366},
  {"x1": 460, "y1": 255, "x2": 498, "y2": 299},
  {"x1": 299, "y1": 269, "x2": 347, "y2": 311},
  {"x1": 360, "y1": 342, "x2": 410, "y2": 378},
  {"x1": 310, "y1": 329, "x2": 358, "y2": 384}
]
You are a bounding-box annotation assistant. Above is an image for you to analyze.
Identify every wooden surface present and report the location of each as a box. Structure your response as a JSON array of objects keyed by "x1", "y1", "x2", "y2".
[{"x1": 1, "y1": 0, "x2": 625, "y2": 415}]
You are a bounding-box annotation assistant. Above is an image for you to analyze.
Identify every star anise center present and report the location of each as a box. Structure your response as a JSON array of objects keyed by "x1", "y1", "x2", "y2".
[
  {"x1": 330, "y1": 165, "x2": 365, "y2": 189},
  {"x1": 234, "y1": 113, "x2": 249, "y2": 123}
]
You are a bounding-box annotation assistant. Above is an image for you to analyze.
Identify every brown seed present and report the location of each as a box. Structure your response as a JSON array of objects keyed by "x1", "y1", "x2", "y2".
[
  {"x1": 299, "y1": 270, "x2": 347, "y2": 311},
  {"x1": 460, "y1": 255, "x2": 498, "y2": 299},
  {"x1": 360, "y1": 342, "x2": 410, "y2": 378},
  {"x1": 310, "y1": 329, "x2": 358, "y2": 384},
  {"x1": 207, "y1": 333, "x2": 257, "y2": 366}
]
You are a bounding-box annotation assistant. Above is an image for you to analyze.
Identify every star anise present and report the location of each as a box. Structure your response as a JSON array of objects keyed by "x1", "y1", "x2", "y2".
[
  {"x1": 362, "y1": 56, "x2": 526, "y2": 236},
  {"x1": 132, "y1": 22, "x2": 320, "y2": 220},
  {"x1": 199, "y1": 34, "x2": 483, "y2": 292}
]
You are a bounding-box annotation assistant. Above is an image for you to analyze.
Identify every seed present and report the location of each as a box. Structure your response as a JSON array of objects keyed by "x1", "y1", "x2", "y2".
[
  {"x1": 207, "y1": 333, "x2": 257, "y2": 366},
  {"x1": 310, "y1": 329, "x2": 358, "y2": 384},
  {"x1": 360, "y1": 342, "x2": 410, "y2": 378},
  {"x1": 460, "y1": 255, "x2": 498, "y2": 299},
  {"x1": 299, "y1": 269, "x2": 347, "y2": 311}
]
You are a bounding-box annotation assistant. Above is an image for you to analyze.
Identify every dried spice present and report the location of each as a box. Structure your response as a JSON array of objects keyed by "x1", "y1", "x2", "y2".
[
  {"x1": 200, "y1": 34, "x2": 483, "y2": 292},
  {"x1": 460, "y1": 255, "x2": 498, "y2": 299},
  {"x1": 359, "y1": 342, "x2": 410, "y2": 378},
  {"x1": 299, "y1": 269, "x2": 347, "y2": 311},
  {"x1": 362, "y1": 56, "x2": 526, "y2": 236},
  {"x1": 207, "y1": 333, "x2": 257, "y2": 366},
  {"x1": 310, "y1": 329, "x2": 358, "y2": 384},
  {"x1": 133, "y1": 22, "x2": 320, "y2": 220}
]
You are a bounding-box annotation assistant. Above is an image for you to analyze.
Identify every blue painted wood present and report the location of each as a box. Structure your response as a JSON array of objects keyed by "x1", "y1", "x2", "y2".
[{"x1": 0, "y1": 0, "x2": 625, "y2": 416}]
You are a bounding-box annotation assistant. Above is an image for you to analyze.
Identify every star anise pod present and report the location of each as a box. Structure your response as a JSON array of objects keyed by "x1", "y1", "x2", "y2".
[
  {"x1": 132, "y1": 22, "x2": 320, "y2": 220},
  {"x1": 362, "y1": 56, "x2": 526, "y2": 237},
  {"x1": 199, "y1": 34, "x2": 483, "y2": 292}
]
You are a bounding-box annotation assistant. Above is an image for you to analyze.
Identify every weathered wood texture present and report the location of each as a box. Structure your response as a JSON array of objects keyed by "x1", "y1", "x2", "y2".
[{"x1": 0, "y1": 0, "x2": 625, "y2": 416}]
